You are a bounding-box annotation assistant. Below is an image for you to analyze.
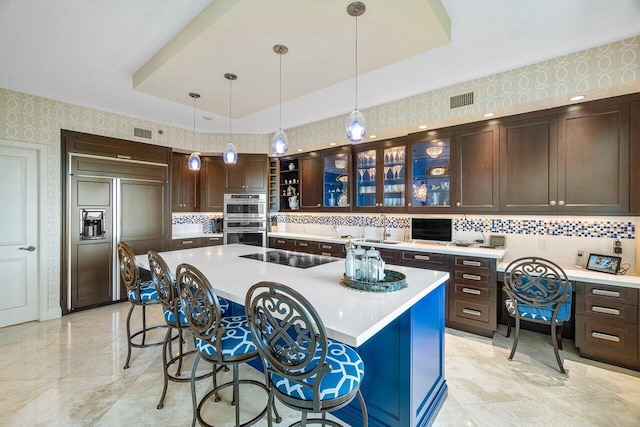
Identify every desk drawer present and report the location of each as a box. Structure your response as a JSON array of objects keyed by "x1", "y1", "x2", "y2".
[
  {"x1": 575, "y1": 315, "x2": 638, "y2": 365},
  {"x1": 451, "y1": 282, "x2": 496, "y2": 300},
  {"x1": 399, "y1": 251, "x2": 449, "y2": 271},
  {"x1": 453, "y1": 269, "x2": 492, "y2": 286},
  {"x1": 576, "y1": 299, "x2": 638, "y2": 323},
  {"x1": 454, "y1": 256, "x2": 492, "y2": 270},
  {"x1": 577, "y1": 283, "x2": 638, "y2": 305},
  {"x1": 450, "y1": 298, "x2": 496, "y2": 327}
]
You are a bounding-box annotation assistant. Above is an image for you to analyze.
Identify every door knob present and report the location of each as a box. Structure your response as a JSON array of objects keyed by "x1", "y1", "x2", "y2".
[
  {"x1": 19, "y1": 246, "x2": 36, "y2": 252},
  {"x1": 558, "y1": 200, "x2": 565, "y2": 206},
  {"x1": 549, "y1": 200, "x2": 556, "y2": 206}
]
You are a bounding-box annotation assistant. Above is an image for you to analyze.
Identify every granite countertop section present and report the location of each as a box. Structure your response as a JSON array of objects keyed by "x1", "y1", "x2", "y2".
[
  {"x1": 173, "y1": 232, "x2": 223, "y2": 239},
  {"x1": 136, "y1": 244, "x2": 449, "y2": 347},
  {"x1": 268, "y1": 231, "x2": 506, "y2": 259},
  {"x1": 497, "y1": 261, "x2": 640, "y2": 289}
]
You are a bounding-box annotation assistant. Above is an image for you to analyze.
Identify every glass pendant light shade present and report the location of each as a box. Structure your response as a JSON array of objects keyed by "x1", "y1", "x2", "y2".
[
  {"x1": 223, "y1": 142, "x2": 238, "y2": 165},
  {"x1": 272, "y1": 128, "x2": 289, "y2": 156},
  {"x1": 188, "y1": 152, "x2": 202, "y2": 170},
  {"x1": 346, "y1": 108, "x2": 366, "y2": 142}
]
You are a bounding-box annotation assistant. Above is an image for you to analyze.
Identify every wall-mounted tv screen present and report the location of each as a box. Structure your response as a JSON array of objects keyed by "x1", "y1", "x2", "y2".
[{"x1": 410, "y1": 218, "x2": 452, "y2": 243}]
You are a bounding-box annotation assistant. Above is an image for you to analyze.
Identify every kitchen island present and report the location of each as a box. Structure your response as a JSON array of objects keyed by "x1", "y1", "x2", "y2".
[{"x1": 137, "y1": 244, "x2": 449, "y2": 426}]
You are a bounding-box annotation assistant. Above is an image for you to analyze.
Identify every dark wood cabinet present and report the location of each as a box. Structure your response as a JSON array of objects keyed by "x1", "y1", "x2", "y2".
[
  {"x1": 202, "y1": 235, "x2": 223, "y2": 246},
  {"x1": 629, "y1": 101, "x2": 640, "y2": 213},
  {"x1": 171, "y1": 153, "x2": 199, "y2": 212},
  {"x1": 500, "y1": 115, "x2": 558, "y2": 212},
  {"x1": 201, "y1": 156, "x2": 225, "y2": 211},
  {"x1": 557, "y1": 103, "x2": 629, "y2": 213},
  {"x1": 269, "y1": 236, "x2": 296, "y2": 251},
  {"x1": 171, "y1": 237, "x2": 202, "y2": 250},
  {"x1": 454, "y1": 124, "x2": 499, "y2": 211},
  {"x1": 279, "y1": 157, "x2": 299, "y2": 211},
  {"x1": 300, "y1": 153, "x2": 323, "y2": 210},
  {"x1": 225, "y1": 154, "x2": 268, "y2": 193},
  {"x1": 575, "y1": 282, "x2": 639, "y2": 369}
]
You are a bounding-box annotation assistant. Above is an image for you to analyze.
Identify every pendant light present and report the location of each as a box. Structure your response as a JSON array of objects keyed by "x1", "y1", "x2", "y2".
[
  {"x1": 223, "y1": 73, "x2": 238, "y2": 165},
  {"x1": 346, "y1": 2, "x2": 366, "y2": 143},
  {"x1": 272, "y1": 44, "x2": 289, "y2": 156},
  {"x1": 187, "y1": 92, "x2": 202, "y2": 171}
]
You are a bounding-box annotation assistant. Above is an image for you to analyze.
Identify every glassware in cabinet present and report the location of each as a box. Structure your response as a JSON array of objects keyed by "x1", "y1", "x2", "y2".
[
  {"x1": 411, "y1": 137, "x2": 451, "y2": 208},
  {"x1": 356, "y1": 149, "x2": 377, "y2": 208},
  {"x1": 323, "y1": 152, "x2": 349, "y2": 208},
  {"x1": 382, "y1": 146, "x2": 405, "y2": 208}
]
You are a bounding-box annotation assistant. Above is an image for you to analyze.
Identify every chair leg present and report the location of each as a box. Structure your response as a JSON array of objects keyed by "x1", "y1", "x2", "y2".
[
  {"x1": 213, "y1": 363, "x2": 221, "y2": 402},
  {"x1": 508, "y1": 316, "x2": 520, "y2": 361},
  {"x1": 301, "y1": 412, "x2": 308, "y2": 427},
  {"x1": 190, "y1": 353, "x2": 201, "y2": 427},
  {"x1": 141, "y1": 305, "x2": 147, "y2": 346},
  {"x1": 123, "y1": 303, "x2": 135, "y2": 369},
  {"x1": 556, "y1": 324, "x2": 564, "y2": 350},
  {"x1": 157, "y1": 327, "x2": 172, "y2": 409},
  {"x1": 357, "y1": 389, "x2": 368, "y2": 427},
  {"x1": 176, "y1": 329, "x2": 184, "y2": 377},
  {"x1": 505, "y1": 313, "x2": 512, "y2": 337},
  {"x1": 233, "y1": 364, "x2": 240, "y2": 425},
  {"x1": 551, "y1": 322, "x2": 565, "y2": 374}
]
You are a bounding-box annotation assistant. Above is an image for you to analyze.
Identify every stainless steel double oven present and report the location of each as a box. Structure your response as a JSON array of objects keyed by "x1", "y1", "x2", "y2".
[{"x1": 223, "y1": 193, "x2": 267, "y2": 247}]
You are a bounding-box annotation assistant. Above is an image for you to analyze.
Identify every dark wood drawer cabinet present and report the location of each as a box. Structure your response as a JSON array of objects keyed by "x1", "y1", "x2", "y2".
[
  {"x1": 575, "y1": 281, "x2": 639, "y2": 369},
  {"x1": 316, "y1": 242, "x2": 345, "y2": 258},
  {"x1": 171, "y1": 237, "x2": 202, "y2": 250},
  {"x1": 269, "y1": 237, "x2": 296, "y2": 251},
  {"x1": 202, "y1": 236, "x2": 223, "y2": 247},
  {"x1": 448, "y1": 256, "x2": 497, "y2": 337},
  {"x1": 398, "y1": 251, "x2": 449, "y2": 271},
  {"x1": 295, "y1": 239, "x2": 318, "y2": 254}
]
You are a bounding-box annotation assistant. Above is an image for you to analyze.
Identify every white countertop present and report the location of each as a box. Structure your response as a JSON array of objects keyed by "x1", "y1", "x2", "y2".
[
  {"x1": 136, "y1": 244, "x2": 449, "y2": 347},
  {"x1": 268, "y1": 231, "x2": 506, "y2": 259},
  {"x1": 173, "y1": 232, "x2": 223, "y2": 239},
  {"x1": 497, "y1": 261, "x2": 640, "y2": 289}
]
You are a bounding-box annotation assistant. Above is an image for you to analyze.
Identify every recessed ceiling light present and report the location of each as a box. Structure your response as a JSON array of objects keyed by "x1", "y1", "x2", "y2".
[
  {"x1": 369, "y1": 135, "x2": 377, "y2": 139},
  {"x1": 418, "y1": 125, "x2": 428, "y2": 129},
  {"x1": 297, "y1": 148, "x2": 303, "y2": 152},
  {"x1": 483, "y1": 112, "x2": 495, "y2": 118},
  {"x1": 203, "y1": 116, "x2": 213, "y2": 120},
  {"x1": 329, "y1": 142, "x2": 337, "y2": 146},
  {"x1": 569, "y1": 95, "x2": 586, "y2": 101}
]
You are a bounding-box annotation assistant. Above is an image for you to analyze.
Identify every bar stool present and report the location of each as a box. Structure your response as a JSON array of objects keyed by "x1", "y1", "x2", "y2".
[
  {"x1": 147, "y1": 251, "x2": 230, "y2": 409},
  {"x1": 245, "y1": 281, "x2": 368, "y2": 427},
  {"x1": 176, "y1": 263, "x2": 276, "y2": 427},
  {"x1": 117, "y1": 241, "x2": 166, "y2": 370}
]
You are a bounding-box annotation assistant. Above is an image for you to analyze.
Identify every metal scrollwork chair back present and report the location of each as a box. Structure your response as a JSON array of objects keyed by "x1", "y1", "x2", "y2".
[{"x1": 503, "y1": 257, "x2": 572, "y2": 373}]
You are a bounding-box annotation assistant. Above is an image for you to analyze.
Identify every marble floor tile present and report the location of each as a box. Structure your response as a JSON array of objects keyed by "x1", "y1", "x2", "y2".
[{"x1": 1, "y1": 303, "x2": 640, "y2": 426}]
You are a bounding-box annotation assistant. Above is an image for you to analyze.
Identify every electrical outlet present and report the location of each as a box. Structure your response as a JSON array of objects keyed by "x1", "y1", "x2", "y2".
[{"x1": 539, "y1": 237, "x2": 549, "y2": 250}]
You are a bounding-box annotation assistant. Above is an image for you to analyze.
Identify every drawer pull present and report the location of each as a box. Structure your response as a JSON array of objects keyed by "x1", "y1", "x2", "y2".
[
  {"x1": 321, "y1": 252, "x2": 331, "y2": 256},
  {"x1": 462, "y1": 308, "x2": 482, "y2": 317},
  {"x1": 591, "y1": 332, "x2": 620, "y2": 343},
  {"x1": 182, "y1": 240, "x2": 193, "y2": 244},
  {"x1": 298, "y1": 242, "x2": 309, "y2": 247},
  {"x1": 414, "y1": 255, "x2": 430, "y2": 261},
  {"x1": 462, "y1": 273, "x2": 482, "y2": 281},
  {"x1": 462, "y1": 260, "x2": 481, "y2": 267},
  {"x1": 277, "y1": 240, "x2": 285, "y2": 244},
  {"x1": 462, "y1": 287, "x2": 481, "y2": 295},
  {"x1": 592, "y1": 289, "x2": 620, "y2": 298},
  {"x1": 321, "y1": 244, "x2": 332, "y2": 249},
  {"x1": 591, "y1": 306, "x2": 621, "y2": 316},
  {"x1": 209, "y1": 237, "x2": 220, "y2": 241}
]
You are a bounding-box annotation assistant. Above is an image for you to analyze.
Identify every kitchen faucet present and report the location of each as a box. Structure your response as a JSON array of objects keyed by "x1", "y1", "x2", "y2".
[{"x1": 382, "y1": 214, "x2": 391, "y2": 240}]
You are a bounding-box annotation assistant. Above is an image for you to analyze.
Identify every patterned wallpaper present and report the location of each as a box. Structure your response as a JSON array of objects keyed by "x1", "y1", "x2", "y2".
[{"x1": 1, "y1": 35, "x2": 639, "y2": 312}]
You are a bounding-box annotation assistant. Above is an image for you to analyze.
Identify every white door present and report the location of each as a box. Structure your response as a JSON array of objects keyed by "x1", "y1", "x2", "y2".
[{"x1": 0, "y1": 144, "x2": 39, "y2": 327}]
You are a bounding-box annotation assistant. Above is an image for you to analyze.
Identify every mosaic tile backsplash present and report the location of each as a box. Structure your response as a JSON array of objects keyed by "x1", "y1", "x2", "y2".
[
  {"x1": 172, "y1": 213, "x2": 222, "y2": 225},
  {"x1": 270, "y1": 214, "x2": 636, "y2": 240}
]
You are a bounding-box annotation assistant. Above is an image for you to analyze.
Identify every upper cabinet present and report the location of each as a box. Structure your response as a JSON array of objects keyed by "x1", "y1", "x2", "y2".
[
  {"x1": 171, "y1": 152, "x2": 199, "y2": 212},
  {"x1": 500, "y1": 103, "x2": 630, "y2": 213},
  {"x1": 225, "y1": 154, "x2": 268, "y2": 193},
  {"x1": 455, "y1": 124, "x2": 499, "y2": 211},
  {"x1": 322, "y1": 147, "x2": 351, "y2": 211},
  {"x1": 279, "y1": 157, "x2": 300, "y2": 211},
  {"x1": 409, "y1": 132, "x2": 452, "y2": 212},
  {"x1": 200, "y1": 156, "x2": 225, "y2": 212},
  {"x1": 631, "y1": 101, "x2": 640, "y2": 214},
  {"x1": 354, "y1": 139, "x2": 407, "y2": 212},
  {"x1": 299, "y1": 153, "x2": 323, "y2": 210}
]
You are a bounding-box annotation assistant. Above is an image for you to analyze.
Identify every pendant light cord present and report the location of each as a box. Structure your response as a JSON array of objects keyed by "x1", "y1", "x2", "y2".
[
  {"x1": 355, "y1": 10, "x2": 358, "y2": 110},
  {"x1": 193, "y1": 95, "x2": 196, "y2": 150},
  {"x1": 279, "y1": 46, "x2": 283, "y2": 129},
  {"x1": 229, "y1": 78, "x2": 232, "y2": 138}
]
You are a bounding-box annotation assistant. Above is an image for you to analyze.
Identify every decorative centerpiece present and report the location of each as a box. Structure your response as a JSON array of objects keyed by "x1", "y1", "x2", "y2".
[
  {"x1": 341, "y1": 270, "x2": 407, "y2": 292},
  {"x1": 343, "y1": 242, "x2": 407, "y2": 292}
]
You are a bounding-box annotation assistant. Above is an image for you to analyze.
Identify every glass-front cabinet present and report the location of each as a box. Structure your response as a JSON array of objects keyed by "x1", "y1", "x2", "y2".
[
  {"x1": 410, "y1": 135, "x2": 452, "y2": 210},
  {"x1": 323, "y1": 148, "x2": 350, "y2": 210},
  {"x1": 355, "y1": 139, "x2": 407, "y2": 212}
]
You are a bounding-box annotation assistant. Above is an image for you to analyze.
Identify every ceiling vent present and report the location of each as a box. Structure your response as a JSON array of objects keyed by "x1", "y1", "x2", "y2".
[
  {"x1": 450, "y1": 92, "x2": 474, "y2": 109},
  {"x1": 134, "y1": 127, "x2": 152, "y2": 139}
]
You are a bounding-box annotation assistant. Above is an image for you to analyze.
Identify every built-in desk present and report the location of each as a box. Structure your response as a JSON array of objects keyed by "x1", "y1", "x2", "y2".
[{"x1": 137, "y1": 244, "x2": 449, "y2": 426}]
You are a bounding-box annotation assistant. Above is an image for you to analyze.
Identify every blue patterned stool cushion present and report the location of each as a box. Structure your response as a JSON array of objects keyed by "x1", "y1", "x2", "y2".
[
  {"x1": 218, "y1": 297, "x2": 230, "y2": 315},
  {"x1": 127, "y1": 280, "x2": 159, "y2": 302},
  {"x1": 165, "y1": 298, "x2": 229, "y2": 327},
  {"x1": 505, "y1": 293, "x2": 572, "y2": 322},
  {"x1": 271, "y1": 340, "x2": 364, "y2": 401},
  {"x1": 195, "y1": 316, "x2": 256, "y2": 357}
]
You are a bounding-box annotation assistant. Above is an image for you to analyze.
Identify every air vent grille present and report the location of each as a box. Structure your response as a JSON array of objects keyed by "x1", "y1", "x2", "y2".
[
  {"x1": 134, "y1": 127, "x2": 152, "y2": 139},
  {"x1": 450, "y1": 92, "x2": 474, "y2": 109}
]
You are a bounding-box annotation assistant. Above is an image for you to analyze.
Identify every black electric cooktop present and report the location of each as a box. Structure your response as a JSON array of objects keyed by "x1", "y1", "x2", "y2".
[{"x1": 240, "y1": 250, "x2": 338, "y2": 269}]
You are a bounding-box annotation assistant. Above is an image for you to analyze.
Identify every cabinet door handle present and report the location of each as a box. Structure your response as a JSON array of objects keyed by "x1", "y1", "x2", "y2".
[
  {"x1": 592, "y1": 289, "x2": 620, "y2": 298},
  {"x1": 277, "y1": 240, "x2": 285, "y2": 244},
  {"x1": 209, "y1": 237, "x2": 220, "y2": 241},
  {"x1": 456, "y1": 202, "x2": 461, "y2": 207},
  {"x1": 321, "y1": 252, "x2": 331, "y2": 256},
  {"x1": 591, "y1": 306, "x2": 621, "y2": 316},
  {"x1": 117, "y1": 155, "x2": 131, "y2": 159},
  {"x1": 408, "y1": 202, "x2": 412, "y2": 207},
  {"x1": 414, "y1": 254, "x2": 430, "y2": 261},
  {"x1": 591, "y1": 331, "x2": 620, "y2": 342},
  {"x1": 462, "y1": 260, "x2": 481, "y2": 267},
  {"x1": 462, "y1": 287, "x2": 481, "y2": 295},
  {"x1": 182, "y1": 240, "x2": 193, "y2": 244},
  {"x1": 549, "y1": 200, "x2": 556, "y2": 206},
  {"x1": 317, "y1": 204, "x2": 321, "y2": 207},
  {"x1": 558, "y1": 200, "x2": 565, "y2": 206},
  {"x1": 462, "y1": 273, "x2": 482, "y2": 281},
  {"x1": 462, "y1": 308, "x2": 482, "y2": 316},
  {"x1": 321, "y1": 244, "x2": 332, "y2": 249},
  {"x1": 298, "y1": 242, "x2": 309, "y2": 247}
]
